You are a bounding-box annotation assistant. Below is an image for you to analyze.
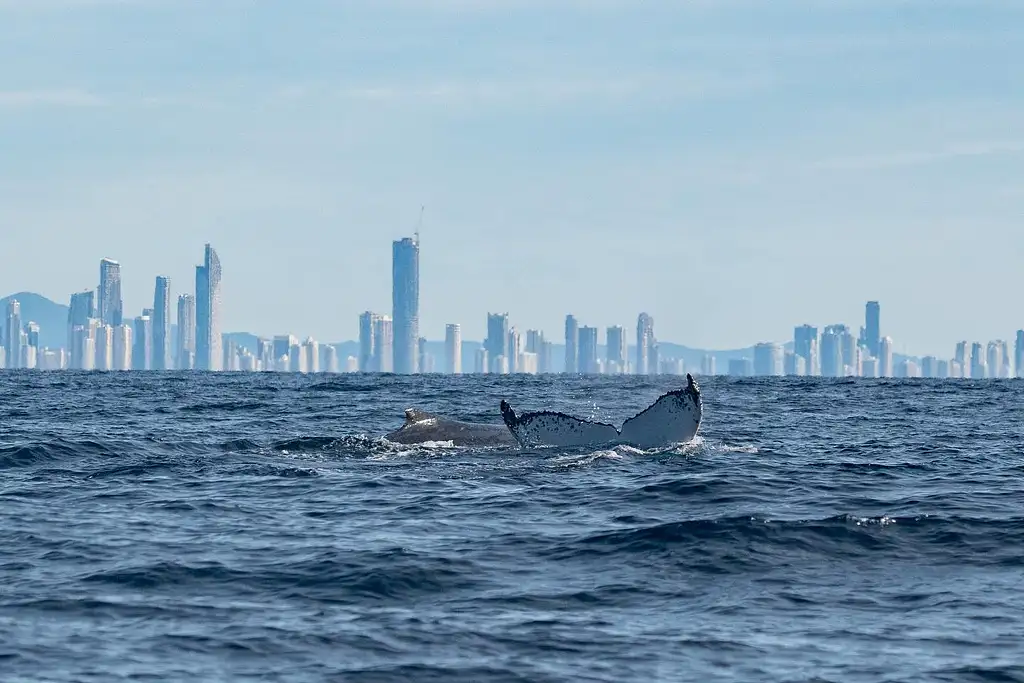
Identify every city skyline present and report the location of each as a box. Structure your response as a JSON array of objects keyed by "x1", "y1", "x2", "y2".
[
  {"x1": 1, "y1": 2, "x2": 1021, "y2": 357},
  {"x1": 2, "y1": 238, "x2": 1024, "y2": 379},
  {"x1": 3, "y1": 238, "x2": 1024, "y2": 360}
]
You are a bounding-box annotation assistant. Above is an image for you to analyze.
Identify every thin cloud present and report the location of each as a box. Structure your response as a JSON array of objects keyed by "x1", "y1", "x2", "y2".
[
  {"x1": 0, "y1": 88, "x2": 106, "y2": 108},
  {"x1": 278, "y1": 71, "x2": 778, "y2": 107},
  {"x1": 812, "y1": 140, "x2": 1024, "y2": 171}
]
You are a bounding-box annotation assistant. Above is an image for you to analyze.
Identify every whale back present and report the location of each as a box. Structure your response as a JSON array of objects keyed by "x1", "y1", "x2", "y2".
[
  {"x1": 386, "y1": 407, "x2": 517, "y2": 447},
  {"x1": 618, "y1": 374, "x2": 703, "y2": 449},
  {"x1": 500, "y1": 401, "x2": 620, "y2": 448}
]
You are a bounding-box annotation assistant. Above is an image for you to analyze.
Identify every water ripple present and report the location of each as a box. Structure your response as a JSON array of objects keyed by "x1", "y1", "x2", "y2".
[{"x1": 1, "y1": 373, "x2": 1022, "y2": 682}]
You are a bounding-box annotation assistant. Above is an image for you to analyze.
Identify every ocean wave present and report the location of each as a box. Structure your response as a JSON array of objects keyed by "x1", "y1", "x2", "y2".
[
  {"x1": 78, "y1": 550, "x2": 484, "y2": 603},
  {"x1": 0, "y1": 439, "x2": 118, "y2": 469},
  {"x1": 549, "y1": 514, "x2": 1024, "y2": 567}
]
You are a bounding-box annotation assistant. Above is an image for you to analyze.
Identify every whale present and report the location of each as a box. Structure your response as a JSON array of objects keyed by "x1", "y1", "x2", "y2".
[
  {"x1": 500, "y1": 373, "x2": 703, "y2": 449},
  {"x1": 385, "y1": 374, "x2": 703, "y2": 450},
  {"x1": 385, "y1": 408, "x2": 518, "y2": 447}
]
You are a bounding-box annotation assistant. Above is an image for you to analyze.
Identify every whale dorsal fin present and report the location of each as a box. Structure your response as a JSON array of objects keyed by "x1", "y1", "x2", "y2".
[{"x1": 403, "y1": 408, "x2": 437, "y2": 424}]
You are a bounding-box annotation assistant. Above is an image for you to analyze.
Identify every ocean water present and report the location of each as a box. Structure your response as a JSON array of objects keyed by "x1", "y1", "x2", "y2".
[{"x1": 1, "y1": 371, "x2": 1023, "y2": 682}]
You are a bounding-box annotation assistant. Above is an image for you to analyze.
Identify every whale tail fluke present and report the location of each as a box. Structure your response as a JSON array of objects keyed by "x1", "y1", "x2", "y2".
[
  {"x1": 500, "y1": 400, "x2": 517, "y2": 430},
  {"x1": 500, "y1": 374, "x2": 703, "y2": 450},
  {"x1": 618, "y1": 373, "x2": 702, "y2": 449},
  {"x1": 499, "y1": 400, "x2": 621, "y2": 449}
]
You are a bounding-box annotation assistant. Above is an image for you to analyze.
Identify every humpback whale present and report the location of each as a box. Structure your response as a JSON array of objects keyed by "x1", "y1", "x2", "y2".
[
  {"x1": 500, "y1": 374, "x2": 703, "y2": 449},
  {"x1": 385, "y1": 408, "x2": 517, "y2": 447},
  {"x1": 385, "y1": 374, "x2": 703, "y2": 450}
]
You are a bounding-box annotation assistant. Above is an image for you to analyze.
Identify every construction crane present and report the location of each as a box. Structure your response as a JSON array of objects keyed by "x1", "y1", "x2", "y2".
[{"x1": 414, "y1": 205, "x2": 424, "y2": 245}]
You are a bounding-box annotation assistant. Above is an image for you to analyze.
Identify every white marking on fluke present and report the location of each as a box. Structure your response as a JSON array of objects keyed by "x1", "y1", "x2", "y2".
[{"x1": 500, "y1": 374, "x2": 703, "y2": 450}]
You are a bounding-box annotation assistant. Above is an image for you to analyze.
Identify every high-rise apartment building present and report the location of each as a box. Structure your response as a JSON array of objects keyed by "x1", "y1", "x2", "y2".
[
  {"x1": 112, "y1": 325, "x2": 132, "y2": 370},
  {"x1": 539, "y1": 340, "x2": 553, "y2": 374},
  {"x1": 195, "y1": 243, "x2": 222, "y2": 371},
  {"x1": 1016, "y1": 330, "x2": 1024, "y2": 378},
  {"x1": 793, "y1": 325, "x2": 818, "y2": 375},
  {"x1": 970, "y1": 342, "x2": 985, "y2": 378},
  {"x1": 358, "y1": 312, "x2": 379, "y2": 372},
  {"x1": 417, "y1": 337, "x2": 431, "y2": 374},
  {"x1": 303, "y1": 338, "x2": 320, "y2": 374},
  {"x1": 753, "y1": 342, "x2": 784, "y2": 376},
  {"x1": 67, "y1": 290, "x2": 95, "y2": 356},
  {"x1": 954, "y1": 341, "x2": 969, "y2": 373},
  {"x1": 5, "y1": 300, "x2": 22, "y2": 370},
  {"x1": 986, "y1": 341, "x2": 1005, "y2": 379},
  {"x1": 820, "y1": 327, "x2": 843, "y2": 377},
  {"x1": 606, "y1": 325, "x2": 627, "y2": 373},
  {"x1": 486, "y1": 312, "x2": 509, "y2": 374},
  {"x1": 578, "y1": 326, "x2": 599, "y2": 374},
  {"x1": 391, "y1": 236, "x2": 419, "y2": 374},
  {"x1": 445, "y1": 324, "x2": 462, "y2": 374},
  {"x1": 879, "y1": 336, "x2": 894, "y2": 378},
  {"x1": 152, "y1": 276, "x2": 171, "y2": 370},
  {"x1": 564, "y1": 315, "x2": 578, "y2": 374},
  {"x1": 322, "y1": 345, "x2": 339, "y2": 373},
  {"x1": 864, "y1": 301, "x2": 880, "y2": 358},
  {"x1": 636, "y1": 312, "x2": 654, "y2": 375},
  {"x1": 98, "y1": 258, "x2": 123, "y2": 327},
  {"x1": 507, "y1": 327, "x2": 522, "y2": 373},
  {"x1": 373, "y1": 316, "x2": 393, "y2": 373},
  {"x1": 177, "y1": 294, "x2": 196, "y2": 370},
  {"x1": 95, "y1": 325, "x2": 113, "y2": 371},
  {"x1": 133, "y1": 314, "x2": 152, "y2": 371}
]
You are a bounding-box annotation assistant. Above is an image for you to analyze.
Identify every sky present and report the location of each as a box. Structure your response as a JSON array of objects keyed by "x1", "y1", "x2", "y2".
[{"x1": 0, "y1": 0, "x2": 1021, "y2": 357}]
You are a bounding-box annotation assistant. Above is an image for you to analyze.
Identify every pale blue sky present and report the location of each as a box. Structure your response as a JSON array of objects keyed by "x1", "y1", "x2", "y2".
[{"x1": 1, "y1": 0, "x2": 1021, "y2": 357}]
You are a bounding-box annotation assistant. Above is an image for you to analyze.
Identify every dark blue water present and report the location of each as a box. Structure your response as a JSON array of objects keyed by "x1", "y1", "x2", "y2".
[{"x1": 2, "y1": 372, "x2": 1023, "y2": 682}]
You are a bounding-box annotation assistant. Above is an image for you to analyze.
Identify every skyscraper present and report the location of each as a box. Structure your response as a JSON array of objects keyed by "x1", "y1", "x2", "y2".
[
  {"x1": 1016, "y1": 330, "x2": 1024, "y2": 378},
  {"x1": 987, "y1": 341, "x2": 1004, "y2": 379},
  {"x1": 793, "y1": 324, "x2": 818, "y2": 374},
  {"x1": 970, "y1": 342, "x2": 985, "y2": 378},
  {"x1": 373, "y1": 316, "x2": 393, "y2": 373},
  {"x1": 177, "y1": 294, "x2": 196, "y2": 370},
  {"x1": 578, "y1": 326, "x2": 599, "y2": 374},
  {"x1": 133, "y1": 314, "x2": 152, "y2": 371},
  {"x1": 486, "y1": 312, "x2": 509, "y2": 373},
  {"x1": 68, "y1": 290, "x2": 95, "y2": 367},
  {"x1": 445, "y1": 323, "x2": 462, "y2": 374},
  {"x1": 94, "y1": 325, "x2": 113, "y2": 371},
  {"x1": 820, "y1": 327, "x2": 843, "y2": 377},
  {"x1": 5, "y1": 300, "x2": 22, "y2": 370},
  {"x1": 864, "y1": 301, "x2": 880, "y2": 358},
  {"x1": 98, "y1": 258, "x2": 123, "y2": 327},
  {"x1": 113, "y1": 325, "x2": 132, "y2": 371},
  {"x1": 195, "y1": 243, "x2": 222, "y2": 371},
  {"x1": 636, "y1": 312, "x2": 654, "y2": 375},
  {"x1": 606, "y1": 325, "x2": 627, "y2": 373},
  {"x1": 152, "y1": 276, "x2": 171, "y2": 370},
  {"x1": 879, "y1": 336, "x2": 894, "y2": 378},
  {"x1": 564, "y1": 315, "x2": 578, "y2": 374},
  {"x1": 358, "y1": 312, "x2": 379, "y2": 372},
  {"x1": 753, "y1": 342, "x2": 784, "y2": 376},
  {"x1": 391, "y1": 236, "x2": 419, "y2": 374},
  {"x1": 507, "y1": 327, "x2": 522, "y2": 373}
]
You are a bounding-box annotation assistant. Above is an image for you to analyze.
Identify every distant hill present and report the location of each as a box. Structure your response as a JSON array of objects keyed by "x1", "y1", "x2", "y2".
[
  {"x1": 0, "y1": 292, "x2": 69, "y2": 350},
  {"x1": 7, "y1": 292, "x2": 918, "y2": 370}
]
